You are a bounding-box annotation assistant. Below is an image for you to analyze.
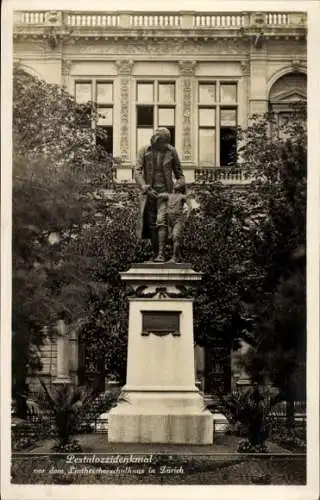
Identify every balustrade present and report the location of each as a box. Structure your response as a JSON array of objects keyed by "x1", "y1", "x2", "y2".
[
  {"x1": 119, "y1": 166, "x2": 251, "y2": 185},
  {"x1": 194, "y1": 167, "x2": 252, "y2": 184},
  {"x1": 20, "y1": 11, "x2": 46, "y2": 24},
  {"x1": 66, "y1": 13, "x2": 119, "y2": 27},
  {"x1": 14, "y1": 10, "x2": 305, "y2": 30},
  {"x1": 193, "y1": 14, "x2": 245, "y2": 28},
  {"x1": 130, "y1": 14, "x2": 180, "y2": 28},
  {"x1": 265, "y1": 12, "x2": 289, "y2": 25}
]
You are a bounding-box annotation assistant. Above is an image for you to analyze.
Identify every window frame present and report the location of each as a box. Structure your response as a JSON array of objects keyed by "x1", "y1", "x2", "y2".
[
  {"x1": 135, "y1": 79, "x2": 177, "y2": 154},
  {"x1": 74, "y1": 78, "x2": 114, "y2": 155},
  {"x1": 197, "y1": 79, "x2": 239, "y2": 167}
]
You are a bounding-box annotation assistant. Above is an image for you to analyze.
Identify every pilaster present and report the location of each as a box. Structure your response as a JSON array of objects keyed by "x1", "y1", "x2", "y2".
[
  {"x1": 116, "y1": 60, "x2": 134, "y2": 161},
  {"x1": 61, "y1": 58, "x2": 72, "y2": 89},
  {"x1": 249, "y1": 47, "x2": 268, "y2": 115},
  {"x1": 178, "y1": 61, "x2": 197, "y2": 163},
  {"x1": 240, "y1": 58, "x2": 250, "y2": 128}
]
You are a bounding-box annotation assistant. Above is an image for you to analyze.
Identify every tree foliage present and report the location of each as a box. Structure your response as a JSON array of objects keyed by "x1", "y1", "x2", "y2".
[
  {"x1": 12, "y1": 65, "x2": 114, "y2": 414},
  {"x1": 12, "y1": 64, "x2": 307, "y2": 421},
  {"x1": 237, "y1": 108, "x2": 307, "y2": 404}
]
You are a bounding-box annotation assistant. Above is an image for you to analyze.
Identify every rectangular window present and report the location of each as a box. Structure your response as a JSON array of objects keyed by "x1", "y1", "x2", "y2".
[
  {"x1": 220, "y1": 83, "x2": 237, "y2": 104},
  {"x1": 137, "y1": 128, "x2": 154, "y2": 152},
  {"x1": 96, "y1": 82, "x2": 113, "y2": 103},
  {"x1": 199, "y1": 129, "x2": 216, "y2": 164},
  {"x1": 158, "y1": 83, "x2": 175, "y2": 104},
  {"x1": 75, "y1": 82, "x2": 92, "y2": 103},
  {"x1": 137, "y1": 82, "x2": 154, "y2": 103},
  {"x1": 220, "y1": 107, "x2": 237, "y2": 166},
  {"x1": 158, "y1": 107, "x2": 175, "y2": 147},
  {"x1": 74, "y1": 79, "x2": 114, "y2": 156},
  {"x1": 137, "y1": 106, "x2": 154, "y2": 127},
  {"x1": 136, "y1": 81, "x2": 176, "y2": 152},
  {"x1": 198, "y1": 81, "x2": 238, "y2": 167},
  {"x1": 75, "y1": 81, "x2": 92, "y2": 128},
  {"x1": 96, "y1": 81, "x2": 114, "y2": 156},
  {"x1": 199, "y1": 83, "x2": 216, "y2": 105},
  {"x1": 97, "y1": 108, "x2": 113, "y2": 126},
  {"x1": 158, "y1": 107, "x2": 175, "y2": 126},
  {"x1": 198, "y1": 107, "x2": 216, "y2": 165},
  {"x1": 137, "y1": 104, "x2": 154, "y2": 152},
  {"x1": 199, "y1": 108, "x2": 216, "y2": 127}
]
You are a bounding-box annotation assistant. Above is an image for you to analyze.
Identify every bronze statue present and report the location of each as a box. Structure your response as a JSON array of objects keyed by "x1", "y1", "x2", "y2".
[{"x1": 135, "y1": 127, "x2": 185, "y2": 262}]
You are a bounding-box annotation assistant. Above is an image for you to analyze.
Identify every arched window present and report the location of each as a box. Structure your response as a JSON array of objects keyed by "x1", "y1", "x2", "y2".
[{"x1": 268, "y1": 71, "x2": 306, "y2": 122}]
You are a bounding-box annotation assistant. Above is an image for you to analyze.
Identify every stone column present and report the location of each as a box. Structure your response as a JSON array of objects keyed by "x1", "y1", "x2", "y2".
[
  {"x1": 116, "y1": 60, "x2": 134, "y2": 162},
  {"x1": 240, "y1": 59, "x2": 250, "y2": 128},
  {"x1": 237, "y1": 58, "x2": 251, "y2": 168},
  {"x1": 53, "y1": 319, "x2": 71, "y2": 384},
  {"x1": 68, "y1": 328, "x2": 79, "y2": 384},
  {"x1": 108, "y1": 263, "x2": 213, "y2": 444},
  {"x1": 178, "y1": 61, "x2": 196, "y2": 164}
]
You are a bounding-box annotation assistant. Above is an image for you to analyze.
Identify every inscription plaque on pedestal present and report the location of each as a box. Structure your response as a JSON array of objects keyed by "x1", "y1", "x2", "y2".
[{"x1": 141, "y1": 310, "x2": 181, "y2": 337}]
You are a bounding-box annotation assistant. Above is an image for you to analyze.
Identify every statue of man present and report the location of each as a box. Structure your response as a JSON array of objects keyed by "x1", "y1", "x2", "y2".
[{"x1": 135, "y1": 127, "x2": 185, "y2": 262}]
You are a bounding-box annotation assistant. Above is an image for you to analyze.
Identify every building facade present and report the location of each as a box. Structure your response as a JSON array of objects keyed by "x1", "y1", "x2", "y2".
[
  {"x1": 14, "y1": 10, "x2": 307, "y2": 184},
  {"x1": 13, "y1": 10, "x2": 307, "y2": 392}
]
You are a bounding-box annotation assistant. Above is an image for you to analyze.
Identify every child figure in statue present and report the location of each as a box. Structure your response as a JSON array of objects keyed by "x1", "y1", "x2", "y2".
[{"x1": 156, "y1": 183, "x2": 192, "y2": 263}]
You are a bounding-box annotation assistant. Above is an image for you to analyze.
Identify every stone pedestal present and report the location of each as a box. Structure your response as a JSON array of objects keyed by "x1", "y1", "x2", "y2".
[{"x1": 108, "y1": 263, "x2": 213, "y2": 444}]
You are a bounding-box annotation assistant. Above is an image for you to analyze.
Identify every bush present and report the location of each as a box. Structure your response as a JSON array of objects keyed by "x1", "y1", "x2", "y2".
[
  {"x1": 77, "y1": 389, "x2": 119, "y2": 432},
  {"x1": 270, "y1": 423, "x2": 306, "y2": 451},
  {"x1": 11, "y1": 415, "x2": 55, "y2": 451},
  {"x1": 214, "y1": 385, "x2": 283, "y2": 452}
]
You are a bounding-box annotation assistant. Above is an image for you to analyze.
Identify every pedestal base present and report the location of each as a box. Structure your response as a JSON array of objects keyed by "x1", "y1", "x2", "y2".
[
  {"x1": 108, "y1": 390, "x2": 214, "y2": 444},
  {"x1": 111, "y1": 263, "x2": 213, "y2": 445}
]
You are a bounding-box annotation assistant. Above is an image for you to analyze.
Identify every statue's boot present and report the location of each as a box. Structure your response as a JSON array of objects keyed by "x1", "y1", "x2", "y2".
[
  {"x1": 154, "y1": 227, "x2": 166, "y2": 262},
  {"x1": 150, "y1": 229, "x2": 159, "y2": 261},
  {"x1": 154, "y1": 254, "x2": 166, "y2": 262}
]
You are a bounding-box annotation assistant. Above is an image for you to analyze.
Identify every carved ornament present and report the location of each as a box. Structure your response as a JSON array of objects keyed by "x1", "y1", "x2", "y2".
[
  {"x1": 61, "y1": 59, "x2": 72, "y2": 76},
  {"x1": 240, "y1": 59, "x2": 250, "y2": 76},
  {"x1": 178, "y1": 60, "x2": 197, "y2": 76},
  {"x1": 75, "y1": 37, "x2": 245, "y2": 56},
  {"x1": 129, "y1": 285, "x2": 193, "y2": 299},
  {"x1": 116, "y1": 59, "x2": 134, "y2": 75}
]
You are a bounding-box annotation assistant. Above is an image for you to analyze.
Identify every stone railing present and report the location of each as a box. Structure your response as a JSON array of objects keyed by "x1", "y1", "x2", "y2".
[
  {"x1": 113, "y1": 164, "x2": 252, "y2": 185},
  {"x1": 13, "y1": 10, "x2": 307, "y2": 30},
  {"x1": 18, "y1": 11, "x2": 46, "y2": 24},
  {"x1": 66, "y1": 13, "x2": 119, "y2": 27},
  {"x1": 193, "y1": 14, "x2": 246, "y2": 28},
  {"x1": 265, "y1": 12, "x2": 289, "y2": 25},
  {"x1": 130, "y1": 14, "x2": 181, "y2": 28},
  {"x1": 194, "y1": 167, "x2": 252, "y2": 185}
]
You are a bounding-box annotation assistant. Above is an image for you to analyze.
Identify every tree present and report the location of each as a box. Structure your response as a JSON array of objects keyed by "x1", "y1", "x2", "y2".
[
  {"x1": 12, "y1": 65, "x2": 113, "y2": 416},
  {"x1": 182, "y1": 183, "x2": 255, "y2": 392},
  {"x1": 65, "y1": 197, "x2": 147, "y2": 386},
  {"x1": 237, "y1": 108, "x2": 307, "y2": 427}
]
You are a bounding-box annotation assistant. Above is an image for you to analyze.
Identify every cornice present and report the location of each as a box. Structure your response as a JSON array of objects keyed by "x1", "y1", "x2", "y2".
[{"x1": 13, "y1": 26, "x2": 307, "y2": 43}]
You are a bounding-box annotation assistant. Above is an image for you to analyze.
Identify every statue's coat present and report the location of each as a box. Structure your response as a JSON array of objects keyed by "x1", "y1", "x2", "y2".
[{"x1": 135, "y1": 144, "x2": 185, "y2": 239}]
